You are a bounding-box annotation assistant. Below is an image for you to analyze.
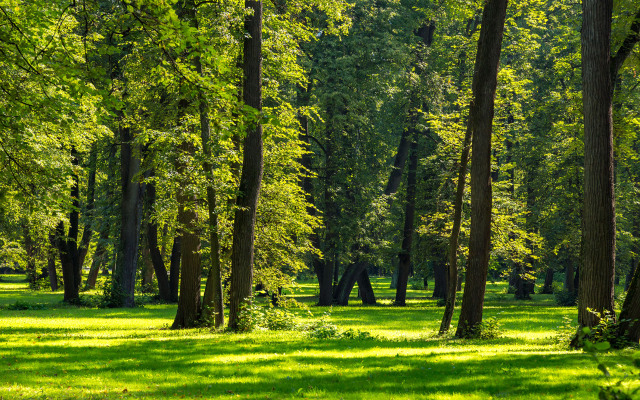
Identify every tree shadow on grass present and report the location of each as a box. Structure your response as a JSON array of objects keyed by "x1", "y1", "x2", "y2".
[{"x1": 0, "y1": 333, "x2": 608, "y2": 399}]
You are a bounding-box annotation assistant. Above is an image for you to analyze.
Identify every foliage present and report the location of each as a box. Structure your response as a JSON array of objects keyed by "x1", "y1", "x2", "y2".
[
  {"x1": 459, "y1": 317, "x2": 502, "y2": 340},
  {"x1": 555, "y1": 288, "x2": 578, "y2": 307}
]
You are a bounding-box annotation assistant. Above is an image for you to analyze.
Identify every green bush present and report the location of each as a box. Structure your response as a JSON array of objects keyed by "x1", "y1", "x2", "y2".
[
  {"x1": 554, "y1": 288, "x2": 577, "y2": 306},
  {"x1": 459, "y1": 317, "x2": 501, "y2": 339},
  {"x1": 7, "y1": 300, "x2": 47, "y2": 310}
]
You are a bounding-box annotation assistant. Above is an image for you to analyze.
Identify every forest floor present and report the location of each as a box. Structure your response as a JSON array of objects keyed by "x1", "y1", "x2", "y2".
[{"x1": 0, "y1": 274, "x2": 637, "y2": 399}]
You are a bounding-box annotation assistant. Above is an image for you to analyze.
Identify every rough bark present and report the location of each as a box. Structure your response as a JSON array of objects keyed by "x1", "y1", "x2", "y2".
[
  {"x1": 395, "y1": 135, "x2": 418, "y2": 306},
  {"x1": 455, "y1": 0, "x2": 508, "y2": 337},
  {"x1": 114, "y1": 125, "x2": 141, "y2": 308},
  {"x1": 228, "y1": 0, "x2": 263, "y2": 331},
  {"x1": 579, "y1": 0, "x2": 615, "y2": 328},
  {"x1": 171, "y1": 182, "x2": 202, "y2": 329}
]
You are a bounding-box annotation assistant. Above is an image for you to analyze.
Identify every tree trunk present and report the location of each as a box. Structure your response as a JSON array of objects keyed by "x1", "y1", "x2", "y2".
[
  {"x1": 54, "y1": 221, "x2": 78, "y2": 302},
  {"x1": 169, "y1": 233, "x2": 181, "y2": 302},
  {"x1": 23, "y1": 225, "x2": 37, "y2": 289},
  {"x1": 113, "y1": 125, "x2": 141, "y2": 308},
  {"x1": 564, "y1": 261, "x2": 575, "y2": 293},
  {"x1": 432, "y1": 261, "x2": 447, "y2": 299},
  {"x1": 579, "y1": 0, "x2": 615, "y2": 328},
  {"x1": 455, "y1": 0, "x2": 508, "y2": 337},
  {"x1": 626, "y1": 258, "x2": 637, "y2": 292},
  {"x1": 618, "y1": 257, "x2": 640, "y2": 344},
  {"x1": 141, "y1": 244, "x2": 155, "y2": 293},
  {"x1": 47, "y1": 244, "x2": 58, "y2": 292},
  {"x1": 540, "y1": 267, "x2": 554, "y2": 294},
  {"x1": 439, "y1": 51, "x2": 474, "y2": 334},
  {"x1": 77, "y1": 144, "x2": 97, "y2": 272},
  {"x1": 395, "y1": 134, "x2": 418, "y2": 306},
  {"x1": 228, "y1": 0, "x2": 263, "y2": 331},
  {"x1": 145, "y1": 174, "x2": 171, "y2": 301},
  {"x1": 171, "y1": 175, "x2": 202, "y2": 329}
]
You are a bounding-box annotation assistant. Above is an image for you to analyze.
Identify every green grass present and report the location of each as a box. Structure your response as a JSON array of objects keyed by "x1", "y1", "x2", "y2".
[{"x1": 0, "y1": 274, "x2": 636, "y2": 399}]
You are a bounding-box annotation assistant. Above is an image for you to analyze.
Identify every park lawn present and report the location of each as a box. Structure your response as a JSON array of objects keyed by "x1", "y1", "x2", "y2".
[{"x1": 0, "y1": 275, "x2": 636, "y2": 400}]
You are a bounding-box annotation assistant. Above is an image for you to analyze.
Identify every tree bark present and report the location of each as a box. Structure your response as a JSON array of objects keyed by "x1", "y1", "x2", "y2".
[
  {"x1": 579, "y1": 0, "x2": 615, "y2": 328},
  {"x1": 395, "y1": 134, "x2": 418, "y2": 305},
  {"x1": 455, "y1": 0, "x2": 508, "y2": 337},
  {"x1": 228, "y1": 0, "x2": 263, "y2": 331},
  {"x1": 171, "y1": 174, "x2": 202, "y2": 329},
  {"x1": 47, "y1": 243, "x2": 58, "y2": 292}
]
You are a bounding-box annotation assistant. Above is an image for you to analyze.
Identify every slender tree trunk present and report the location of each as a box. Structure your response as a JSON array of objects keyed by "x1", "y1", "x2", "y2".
[
  {"x1": 229, "y1": 0, "x2": 263, "y2": 330},
  {"x1": 141, "y1": 245, "x2": 155, "y2": 293},
  {"x1": 47, "y1": 243, "x2": 58, "y2": 291},
  {"x1": 169, "y1": 234, "x2": 181, "y2": 302},
  {"x1": 395, "y1": 134, "x2": 418, "y2": 305},
  {"x1": 455, "y1": 0, "x2": 508, "y2": 337},
  {"x1": 145, "y1": 173, "x2": 171, "y2": 300},
  {"x1": 439, "y1": 109, "x2": 472, "y2": 334},
  {"x1": 564, "y1": 260, "x2": 575, "y2": 293},
  {"x1": 78, "y1": 144, "x2": 97, "y2": 271},
  {"x1": 579, "y1": 0, "x2": 615, "y2": 328},
  {"x1": 23, "y1": 225, "x2": 37, "y2": 289},
  {"x1": 84, "y1": 236, "x2": 107, "y2": 291}
]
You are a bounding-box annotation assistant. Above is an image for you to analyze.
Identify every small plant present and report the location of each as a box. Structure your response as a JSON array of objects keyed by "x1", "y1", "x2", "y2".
[
  {"x1": 579, "y1": 326, "x2": 640, "y2": 399},
  {"x1": 459, "y1": 317, "x2": 501, "y2": 339},
  {"x1": 235, "y1": 297, "x2": 301, "y2": 332},
  {"x1": 304, "y1": 311, "x2": 374, "y2": 340},
  {"x1": 571, "y1": 310, "x2": 636, "y2": 350},
  {"x1": 7, "y1": 300, "x2": 47, "y2": 310}
]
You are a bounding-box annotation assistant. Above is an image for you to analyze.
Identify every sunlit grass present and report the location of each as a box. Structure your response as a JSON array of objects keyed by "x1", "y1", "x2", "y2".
[{"x1": 0, "y1": 274, "x2": 636, "y2": 399}]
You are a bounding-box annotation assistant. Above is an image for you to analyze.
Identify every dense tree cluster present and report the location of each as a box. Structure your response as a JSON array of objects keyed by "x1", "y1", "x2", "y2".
[{"x1": 0, "y1": 0, "x2": 639, "y2": 340}]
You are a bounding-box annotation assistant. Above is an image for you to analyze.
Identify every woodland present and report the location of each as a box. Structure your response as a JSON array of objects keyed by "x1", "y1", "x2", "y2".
[{"x1": 1, "y1": 0, "x2": 640, "y2": 398}]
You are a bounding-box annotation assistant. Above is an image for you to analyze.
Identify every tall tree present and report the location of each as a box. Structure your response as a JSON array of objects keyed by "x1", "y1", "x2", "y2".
[
  {"x1": 578, "y1": 0, "x2": 615, "y2": 328},
  {"x1": 455, "y1": 0, "x2": 508, "y2": 337},
  {"x1": 228, "y1": 0, "x2": 264, "y2": 330}
]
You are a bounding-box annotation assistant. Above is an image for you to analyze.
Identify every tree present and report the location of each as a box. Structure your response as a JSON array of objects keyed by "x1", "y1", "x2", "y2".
[
  {"x1": 578, "y1": 0, "x2": 615, "y2": 328},
  {"x1": 455, "y1": 0, "x2": 508, "y2": 337},
  {"x1": 228, "y1": 0, "x2": 264, "y2": 331}
]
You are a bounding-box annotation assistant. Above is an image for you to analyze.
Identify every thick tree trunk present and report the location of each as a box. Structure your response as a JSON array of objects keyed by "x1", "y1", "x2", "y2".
[
  {"x1": 455, "y1": 0, "x2": 508, "y2": 337},
  {"x1": 169, "y1": 234, "x2": 181, "y2": 302},
  {"x1": 334, "y1": 262, "x2": 368, "y2": 305},
  {"x1": 171, "y1": 181, "x2": 202, "y2": 329},
  {"x1": 113, "y1": 126, "x2": 141, "y2": 307},
  {"x1": 432, "y1": 261, "x2": 448, "y2": 299},
  {"x1": 228, "y1": 0, "x2": 263, "y2": 331},
  {"x1": 54, "y1": 222, "x2": 78, "y2": 302},
  {"x1": 540, "y1": 267, "x2": 554, "y2": 294},
  {"x1": 395, "y1": 135, "x2": 418, "y2": 305},
  {"x1": 579, "y1": 0, "x2": 615, "y2": 328}
]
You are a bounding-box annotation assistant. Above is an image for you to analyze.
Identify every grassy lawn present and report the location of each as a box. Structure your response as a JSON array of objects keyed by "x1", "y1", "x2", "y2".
[{"x1": 0, "y1": 274, "x2": 636, "y2": 399}]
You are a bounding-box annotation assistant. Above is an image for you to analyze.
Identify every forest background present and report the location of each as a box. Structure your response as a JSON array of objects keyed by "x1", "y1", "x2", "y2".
[{"x1": 0, "y1": 0, "x2": 640, "y2": 341}]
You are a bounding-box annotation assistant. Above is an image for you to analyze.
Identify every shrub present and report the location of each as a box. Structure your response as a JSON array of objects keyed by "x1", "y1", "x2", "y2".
[
  {"x1": 7, "y1": 300, "x2": 47, "y2": 310},
  {"x1": 554, "y1": 289, "x2": 577, "y2": 306},
  {"x1": 459, "y1": 317, "x2": 501, "y2": 339}
]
